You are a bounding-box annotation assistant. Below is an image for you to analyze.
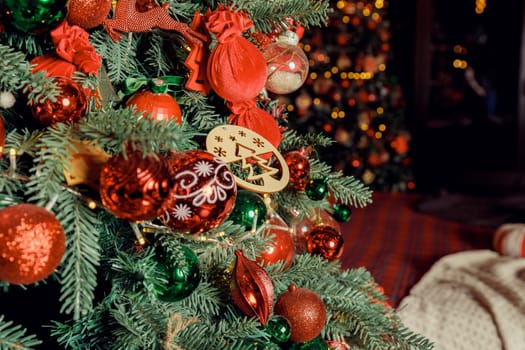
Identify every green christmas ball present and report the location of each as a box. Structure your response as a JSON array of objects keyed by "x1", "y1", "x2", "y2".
[
  {"x1": 228, "y1": 190, "x2": 267, "y2": 230},
  {"x1": 332, "y1": 204, "x2": 352, "y2": 222},
  {"x1": 153, "y1": 245, "x2": 200, "y2": 302},
  {"x1": 266, "y1": 316, "x2": 292, "y2": 343},
  {"x1": 305, "y1": 178, "x2": 329, "y2": 201},
  {"x1": 254, "y1": 342, "x2": 282, "y2": 350},
  {"x1": 2, "y1": 0, "x2": 67, "y2": 33}
]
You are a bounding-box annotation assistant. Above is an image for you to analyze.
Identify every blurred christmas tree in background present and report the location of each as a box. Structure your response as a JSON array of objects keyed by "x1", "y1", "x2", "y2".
[
  {"x1": 277, "y1": 0, "x2": 414, "y2": 191},
  {"x1": 0, "y1": 0, "x2": 431, "y2": 349}
]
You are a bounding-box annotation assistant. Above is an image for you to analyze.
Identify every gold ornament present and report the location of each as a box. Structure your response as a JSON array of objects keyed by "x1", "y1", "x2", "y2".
[{"x1": 206, "y1": 125, "x2": 289, "y2": 194}]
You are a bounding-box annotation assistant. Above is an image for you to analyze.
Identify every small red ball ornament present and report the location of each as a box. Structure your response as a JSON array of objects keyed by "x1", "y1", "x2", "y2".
[
  {"x1": 274, "y1": 284, "x2": 326, "y2": 343},
  {"x1": 161, "y1": 150, "x2": 237, "y2": 234},
  {"x1": 99, "y1": 150, "x2": 174, "y2": 221},
  {"x1": 306, "y1": 225, "x2": 344, "y2": 261},
  {"x1": 291, "y1": 209, "x2": 340, "y2": 254},
  {"x1": 0, "y1": 204, "x2": 66, "y2": 285},
  {"x1": 256, "y1": 213, "x2": 295, "y2": 268},
  {"x1": 29, "y1": 76, "x2": 87, "y2": 126},
  {"x1": 125, "y1": 79, "x2": 182, "y2": 124},
  {"x1": 284, "y1": 151, "x2": 310, "y2": 190},
  {"x1": 66, "y1": 0, "x2": 112, "y2": 29}
]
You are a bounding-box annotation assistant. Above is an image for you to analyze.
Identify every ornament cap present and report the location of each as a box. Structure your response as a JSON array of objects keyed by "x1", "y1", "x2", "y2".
[
  {"x1": 288, "y1": 284, "x2": 297, "y2": 292},
  {"x1": 277, "y1": 30, "x2": 300, "y2": 46}
]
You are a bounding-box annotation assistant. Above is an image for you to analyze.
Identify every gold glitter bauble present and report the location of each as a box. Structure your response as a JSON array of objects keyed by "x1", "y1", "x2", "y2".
[{"x1": 0, "y1": 204, "x2": 66, "y2": 285}]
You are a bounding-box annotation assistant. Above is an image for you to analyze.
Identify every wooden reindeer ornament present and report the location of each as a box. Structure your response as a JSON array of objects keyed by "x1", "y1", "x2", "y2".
[{"x1": 103, "y1": 0, "x2": 206, "y2": 46}]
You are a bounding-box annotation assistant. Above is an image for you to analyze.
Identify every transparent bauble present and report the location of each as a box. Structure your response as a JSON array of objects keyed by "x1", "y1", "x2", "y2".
[{"x1": 262, "y1": 31, "x2": 309, "y2": 94}]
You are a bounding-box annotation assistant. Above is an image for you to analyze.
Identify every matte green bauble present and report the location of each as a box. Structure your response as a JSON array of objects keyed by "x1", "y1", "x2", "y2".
[
  {"x1": 153, "y1": 245, "x2": 200, "y2": 302},
  {"x1": 228, "y1": 190, "x2": 267, "y2": 230},
  {"x1": 305, "y1": 178, "x2": 329, "y2": 201},
  {"x1": 266, "y1": 316, "x2": 292, "y2": 343},
  {"x1": 2, "y1": 0, "x2": 67, "y2": 33}
]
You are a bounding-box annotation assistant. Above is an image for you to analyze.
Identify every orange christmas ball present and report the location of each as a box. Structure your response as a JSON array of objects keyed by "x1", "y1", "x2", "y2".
[
  {"x1": 99, "y1": 150, "x2": 175, "y2": 221},
  {"x1": 0, "y1": 204, "x2": 66, "y2": 285},
  {"x1": 125, "y1": 80, "x2": 182, "y2": 124},
  {"x1": 161, "y1": 150, "x2": 237, "y2": 234},
  {"x1": 256, "y1": 213, "x2": 295, "y2": 268},
  {"x1": 67, "y1": 0, "x2": 112, "y2": 29},
  {"x1": 30, "y1": 76, "x2": 87, "y2": 126},
  {"x1": 274, "y1": 284, "x2": 326, "y2": 343}
]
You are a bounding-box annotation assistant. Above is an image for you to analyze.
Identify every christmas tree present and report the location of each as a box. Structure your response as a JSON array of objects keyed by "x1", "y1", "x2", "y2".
[
  {"x1": 0, "y1": 0, "x2": 431, "y2": 349},
  {"x1": 282, "y1": 0, "x2": 414, "y2": 191}
]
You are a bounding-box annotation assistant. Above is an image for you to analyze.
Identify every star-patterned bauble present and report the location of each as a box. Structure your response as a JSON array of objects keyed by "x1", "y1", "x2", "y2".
[
  {"x1": 125, "y1": 79, "x2": 182, "y2": 124},
  {"x1": 256, "y1": 213, "x2": 295, "y2": 268},
  {"x1": 274, "y1": 284, "x2": 326, "y2": 343},
  {"x1": 262, "y1": 31, "x2": 309, "y2": 94},
  {"x1": 230, "y1": 250, "x2": 274, "y2": 326},
  {"x1": 66, "y1": 0, "x2": 112, "y2": 30},
  {"x1": 306, "y1": 225, "x2": 344, "y2": 261},
  {"x1": 99, "y1": 150, "x2": 175, "y2": 221},
  {"x1": 153, "y1": 245, "x2": 200, "y2": 302},
  {"x1": 161, "y1": 150, "x2": 237, "y2": 234},
  {"x1": 228, "y1": 190, "x2": 268, "y2": 231},
  {"x1": 29, "y1": 76, "x2": 87, "y2": 127},
  {"x1": 2, "y1": 0, "x2": 67, "y2": 33},
  {"x1": 0, "y1": 204, "x2": 66, "y2": 285}
]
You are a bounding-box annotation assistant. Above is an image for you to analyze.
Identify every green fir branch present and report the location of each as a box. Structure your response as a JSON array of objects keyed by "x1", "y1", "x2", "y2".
[
  {"x1": 327, "y1": 171, "x2": 373, "y2": 208},
  {"x1": 0, "y1": 31, "x2": 46, "y2": 56},
  {"x1": 55, "y1": 193, "x2": 101, "y2": 320},
  {"x1": 278, "y1": 129, "x2": 334, "y2": 152},
  {"x1": 178, "y1": 90, "x2": 227, "y2": 132},
  {"x1": 143, "y1": 33, "x2": 172, "y2": 77},
  {"x1": 0, "y1": 44, "x2": 59, "y2": 103},
  {"x1": 231, "y1": 0, "x2": 331, "y2": 33},
  {"x1": 25, "y1": 123, "x2": 74, "y2": 206},
  {"x1": 76, "y1": 107, "x2": 200, "y2": 156},
  {"x1": 0, "y1": 315, "x2": 42, "y2": 350},
  {"x1": 90, "y1": 30, "x2": 140, "y2": 84}
]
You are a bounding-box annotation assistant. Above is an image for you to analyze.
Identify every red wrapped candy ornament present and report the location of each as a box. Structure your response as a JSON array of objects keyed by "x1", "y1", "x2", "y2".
[{"x1": 205, "y1": 5, "x2": 267, "y2": 103}]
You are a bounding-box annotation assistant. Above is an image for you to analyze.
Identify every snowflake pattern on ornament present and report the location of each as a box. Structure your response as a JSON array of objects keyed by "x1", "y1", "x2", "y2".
[
  {"x1": 172, "y1": 203, "x2": 192, "y2": 220},
  {"x1": 172, "y1": 158, "x2": 235, "y2": 208}
]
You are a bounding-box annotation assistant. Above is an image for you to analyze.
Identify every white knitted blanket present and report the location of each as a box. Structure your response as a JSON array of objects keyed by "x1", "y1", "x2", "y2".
[{"x1": 397, "y1": 250, "x2": 525, "y2": 350}]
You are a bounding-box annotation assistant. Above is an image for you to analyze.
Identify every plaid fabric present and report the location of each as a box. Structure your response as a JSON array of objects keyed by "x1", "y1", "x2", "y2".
[{"x1": 340, "y1": 192, "x2": 494, "y2": 306}]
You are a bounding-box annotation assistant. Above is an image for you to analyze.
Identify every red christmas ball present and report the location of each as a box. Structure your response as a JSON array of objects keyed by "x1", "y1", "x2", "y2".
[
  {"x1": 256, "y1": 213, "x2": 295, "y2": 268},
  {"x1": 99, "y1": 150, "x2": 175, "y2": 221},
  {"x1": 274, "y1": 284, "x2": 326, "y2": 343},
  {"x1": 291, "y1": 209, "x2": 340, "y2": 254},
  {"x1": 284, "y1": 151, "x2": 310, "y2": 190},
  {"x1": 0, "y1": 204, "x2": 66, "y2": 285},
  {"x1": 125, "y1": 81, "x2": 182, "y2": 124},
  {"x1": 29, "y1": 76, "x2": 87, "y2": 126},
  {"x1": 161, "y1": 150, "x2": 237, "y2": 234},
  {"x1": 306, "y1": 225, "x2": 344, "y2": 261},
  {"x1": 66, "y1": 0, "x2": 112, "y2": 29}
]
